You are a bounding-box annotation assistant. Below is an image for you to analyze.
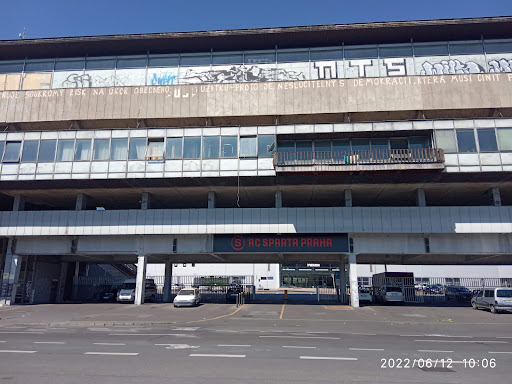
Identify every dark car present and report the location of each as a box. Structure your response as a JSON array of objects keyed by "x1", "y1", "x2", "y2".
[
  {"x1": 226, "y1": 284, "x2": 244, "y2": 302},
  {"x1": 426, "y1": 284, "x2": 443, "y2": 294},
  {"x1": 445, "y1": 286, "x2": 472, "y2": 302},
  {"x1": 100, "y1": 286, "x2": 120, "y2": 302}
]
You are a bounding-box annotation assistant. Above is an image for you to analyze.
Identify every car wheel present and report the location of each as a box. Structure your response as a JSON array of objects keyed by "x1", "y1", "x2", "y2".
[
  {"x1": 471, "y1": 302, "x2": 478, "y2": 310},
  {"x1": 490, "y1": 305, "x2": 498, "y2": 314}
]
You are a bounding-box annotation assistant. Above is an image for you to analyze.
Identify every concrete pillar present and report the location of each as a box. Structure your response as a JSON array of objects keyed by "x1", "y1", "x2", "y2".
[
  {"x1": 0, "y1": 240, "x2": 22, "y2": 306},
  {"x1": 348, "y1": 253, "x2": 359, "y2": 308},
  {"x1": 415, "y1": 188, "x2": 426, "y2": 207},
  {"x1": 12, "y1": 194, "x2": 25, "y2": 211},
  {"x1": 75, "y1": 193, "x2": 87, "y2": 211},
  {"x1": 134, "y1": 255, "x2": 147, "y2": 305},
  {"x1": 141, "y1": 192, "x2": 151, "y2": 210},
  {"x1": 207, "y1": 191, "x2": 216, "y2": 209},
  {"x1": 275, "y1": 190, "x2": 282, "y2": 208},
  {"x1": 489, "y1": 187, "x2": 502, "y2": 207},
  {"x1": 344, "y1": 189, "x2": 352, "y2": 207},
  {"x1": 163, "y1": 260, "x2": 173, "y2": 303},
  {"x1": 339, "y1": 263, "x2": 347, "y2": 303},
  {"x1": 57, "y1": 262, "x2": 69, "y2": 303}
]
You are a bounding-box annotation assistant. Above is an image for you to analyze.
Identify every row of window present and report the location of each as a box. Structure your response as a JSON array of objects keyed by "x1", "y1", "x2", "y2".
[
  {"x1": 277, "y1": 137, "x2": 431, "y2": 153},
  {"x1": 435, "y1": 128, "x2": 512, "y2": 153},
  {"x1": 0, "y1": 135, "x2": 276, "y2": 163},
  {"x1": 1, "y1": 39, "x2": 511, "y2": 73}
]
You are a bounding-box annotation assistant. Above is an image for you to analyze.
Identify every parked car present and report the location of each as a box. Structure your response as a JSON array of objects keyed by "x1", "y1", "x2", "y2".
[
  {"x1": 426, "y1": 284, "x2": 444, "y2": 294},
  {"x1": 471, "y1": 287, "x2": 512, "y2": 314},
  {"x1": 226, "y1": 284, "x2": 244, "y2": 302},
  {"x1": 116, "y1": 279, "x2": 157, "y2": 303},
  {"x1": 358, "y1": 287, "x2": 374, "y2": 303},
  {"x1": 173, "y1": 288, "x2": 201, "y2": 307},
  {"x1": 101, "y1": 286, "x2": 120, "y2": 302},
  {"x1": 375, "y1": 286, "x2": 404, "y2": 303},
  {"x1": 444, "y1": 286, "x2": 472, "y2": 302},
  {"x1": 415, "y1": 283, "x2": 429, "y2": 292}
]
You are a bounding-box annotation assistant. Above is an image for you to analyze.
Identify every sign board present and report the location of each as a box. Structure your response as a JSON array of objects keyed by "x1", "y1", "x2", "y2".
[{"x1": 213, "y1": 234, "x2": 348, "y2": 253}]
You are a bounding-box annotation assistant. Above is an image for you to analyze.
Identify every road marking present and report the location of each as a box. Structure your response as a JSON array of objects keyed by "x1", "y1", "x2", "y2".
[
  {"x1": 0, "y1": 350, "x2": 37, "y2": 353},
  {"x1": 93, "y1": 343, "x2": 126, "y2": 346},
  {"x1": 496, "y1": 337, "x2": 512, "y2": 339},
  {"x1": 300, "y1": 356, "x2": 358, "y2": 361},
  {"x1": 189, "y1": 354, "x2": 245, "y2": 358},
  {"x1": 280, "y1": 303, "x2": 286, "y2": 320},
  {"x1": 0, "y1": 332, "x2": 44, "y2": 334},
  {"x1": 84, "y1": 352, "x2": 139, "y2": 356},
  {"x1": 418, "y1": 350, "x2": 454, "y2": 353},
  {"x1": 400, "y1": 335, "x2": 423, "y2": 337},
  {"x1": 349, "y1": 348, "x2": 384, "y2": 351},
  {"x1": 305, "y1": 332, "x2": 329, "y2": 334},
  {"x1": 109, "y1": 333, "x2": 196, "y2": 337},
  {"x1": 185, "y1": 305, "x2": 246, "y2": 324},
  {"x1": 425, "y1": 334, "x2": 473, "y2": 338},
  {"x1": 218, "y1": 344, "x2": 251, "y2": 347},
  {"x1": 215, "y1": 330, "x2": 238, "y2": 333},
  {"x1": 260, "y1": 336, "x2": 339, "y2": 340},
  {"x1": 351, "y1": 333, "x2": 377, "y2": 336},
  {"x1": 282, "y1": 346, "x2": 317, "y2": 349},
  {"x1": 488, "y1": 351, "x2": 512, "y2": 354},
  {"x1": 322, "y1": 305, "x2": 354, "y2": 310},
  {"x1": 415, "y1": 340, "x2": 507, "y2": 344},
  {"x1": 34, "y1": 342, "x2": 65, "y2": 344},
  {"x1": 0, "y1": 341, "x2": 6, "y2": 343}
]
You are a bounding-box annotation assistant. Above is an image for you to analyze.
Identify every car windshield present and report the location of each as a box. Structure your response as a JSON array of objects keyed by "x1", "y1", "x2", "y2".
[
  {"x1": 178, "y1": 289, "x2": 195, "y2": 295},
  {"x1": 386, "y1": 287, "x2": 402, "y2": 292},
  {"x1": 121, "y1": 283, "x2": 136, "y2": 289},
  {"x1": 496, "y1": 289, "x2": 512, "y2": 298}
]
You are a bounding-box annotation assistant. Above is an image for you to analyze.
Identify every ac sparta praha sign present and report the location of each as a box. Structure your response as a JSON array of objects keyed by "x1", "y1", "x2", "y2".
[{"x1": 213, "y1": 234, "x2": 348, "y2": 253}]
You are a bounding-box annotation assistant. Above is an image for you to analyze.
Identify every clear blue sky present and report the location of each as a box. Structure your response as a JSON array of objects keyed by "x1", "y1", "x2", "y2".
[{"x1": 1, "y1": 0, "x2": 511, "y2": 40}]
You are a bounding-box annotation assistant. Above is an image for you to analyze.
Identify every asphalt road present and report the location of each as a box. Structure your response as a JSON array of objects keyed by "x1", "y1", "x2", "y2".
[{"x1": 0, "y1": 303, "x2": 511, "y2": 383}]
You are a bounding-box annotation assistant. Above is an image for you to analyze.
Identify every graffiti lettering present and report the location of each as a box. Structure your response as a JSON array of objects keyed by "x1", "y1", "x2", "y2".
[
  {"x1": 420, "y1": 59, "x2": 484, "y2": 75},
  {"x1": 151, "y1": 72, "x2": 176, "y2": 85},
  {"x1": 383, "y1": 58, "x2": 407, "y2": 76},
  {"x1": 180, "y1": 65, "x2": 305, "y2": 84},
  {"x1": 349, "y1": 60, "x2": 373, "y2": 77},
  {"x1": 62, "y1": 74, "x2": 92, "y2": 88},
  {"x1": 314, "y1": 61, "x2": 337, "y2": 79},
  {"x1": 488, "y1": 58, "x2": 512, "y2": 73}
]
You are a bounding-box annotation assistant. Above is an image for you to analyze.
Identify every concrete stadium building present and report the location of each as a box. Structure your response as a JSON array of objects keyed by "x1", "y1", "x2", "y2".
[{"x1": 1, "y1": 16, "x2": 512, "y2": 307}]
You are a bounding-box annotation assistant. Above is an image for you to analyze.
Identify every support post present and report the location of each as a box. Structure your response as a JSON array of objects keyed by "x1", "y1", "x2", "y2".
[
  {"x1": 163, "y1": 260, "x2": 173, "y2": 303},
  {"x1": 489, "y1": 187, "x2": 502, "y2": 207},
  {"x1": 344, "y1": 189, "x2": 352, "y2": 207},
  {"x1": 141, "y1": 192, "x2": 151, "y2": 210},
  {"x1": 348, "y1": 253, "x2": 359, "y2": 308},
  {"x1": 12, "y1": 195, "x2": 25, "y2": 211},
  {"x1": 275, "y1": 190, "x2": 282, "y2": 208},
  {"x1": 75, "y1": 193, "x2": 87, "y2": 211},
  {"x1": 134, "y1": 255, "x2": 147, "y2": 305},
  {"x1": 339, "y1": 263, "x2": 347, "y2": 303},
  {"x1": 207, "y1": 191, "x2": 216, "y2": 209},
  {"x1": 57, "y1": 262, "x2": 69, "y2": 303},
  {"x1": 0, "y1": 240, "x2": 22, "y2": 306},
  {"x1": 415, "y1": 188, "x2": 426, "y2": 207}
]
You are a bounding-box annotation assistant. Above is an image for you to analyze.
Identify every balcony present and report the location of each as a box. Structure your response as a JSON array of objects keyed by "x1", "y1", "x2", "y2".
[{"x1": 273, "y1": 148, "x2": 445, "y2": 172}]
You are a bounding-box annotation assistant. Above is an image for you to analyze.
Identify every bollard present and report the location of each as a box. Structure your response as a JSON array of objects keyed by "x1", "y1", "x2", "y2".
[{"x1": 284, "y1": 289, "x2": 288, "y2": 301}]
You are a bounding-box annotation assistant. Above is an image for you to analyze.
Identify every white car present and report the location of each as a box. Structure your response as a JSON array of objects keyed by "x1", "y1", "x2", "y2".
[
  {"x1": 376, "y1": 286, "x2": 404, "y2": 303},
  {"x1": 358, "y1": 287, "x2": 374, "y2": 303},
  {"x1": 117, "y1": 279, "x2": 157, "y2": 303},
  {"x1": 173, "y1": 288, "x2": 201, "y2": 307}
]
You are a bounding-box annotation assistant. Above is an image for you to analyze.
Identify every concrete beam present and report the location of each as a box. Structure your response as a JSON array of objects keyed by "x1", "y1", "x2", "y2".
[
  {"x1": 75, "y1": 193, "x2": 87, "y2": 211},
  {"x1": 344, "y1": 189, "x2": 353, "y2": 207},
  {"x1": 12, "y1": 194, "x2": 25, "y2": 211},
  {"x1": 489, "y1": 187, "x2": 502, "y2": 206},
  {"x1": 415, "y1": 188, "x2": 426, "y2": 207},
  {"x1": 348, "y1": 253, "x2": 359, "y2": 308},
  {"x1": 207, "y1": 191, "x2": 216, "y2": 209},
  {"x1": 134, "y1": 255, "x2": 147, "y2": 305},
  {"x1": 141, "y1": 192, "x2": 151, "y2": 210}
]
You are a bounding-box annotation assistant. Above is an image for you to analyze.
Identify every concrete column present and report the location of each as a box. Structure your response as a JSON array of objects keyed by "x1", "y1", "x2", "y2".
[
  {"x1": 163, "y1": 260, "x2": 173, "y2": 303},
  {"x1": 12, "y1": 194, "x2": 25, "y2": 211},
  {"x1": 75, "y1": 193, "x2": 87, "y2": 210},
  {"x1": 348, "y1": 253, "x2": 359, "y2": 308},
  {"x1": 344, "y1": 189, "x2": 352, "y2": 207},
  {"x1": 0, "y1": 240, "x2": 22, "y2": 306},
  {"x1": 489, "y1": 187, "x2": 502, "y2": 206},
  {"x1": 57, "y1": 262, "x2": 69, "y2": 303},
  {"x1": 141, "y1": 192, "x2": 151, "y2": 210},
  {"x1": 134, "y1": 255, "x2": 147, "y2": 305},
  {"x1": 207, "y1": 191, "x2": 216, "y2": 209},
  {"x1": 275, "y1": 190, "x2": 282, "y2": 208},
  {"x1": 415, "y1": 188, "x2": 426, "y2": 207},
  {"x1": 339, "y1": 263, "x2": 347, "y2": 303}
]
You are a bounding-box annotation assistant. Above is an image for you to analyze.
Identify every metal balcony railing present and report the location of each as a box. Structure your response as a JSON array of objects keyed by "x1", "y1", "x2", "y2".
[{"x1": 273, "y1": 148, "x2": 445, "y2": 166}]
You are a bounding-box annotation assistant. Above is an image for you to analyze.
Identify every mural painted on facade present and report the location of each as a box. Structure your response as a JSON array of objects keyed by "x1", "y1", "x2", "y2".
[
  {"x1": 180, "y1": 65, "x2": 306, "y2": 83},
  {"x1": 419, "y1": 59, "x2": 485, "y2": 75}
]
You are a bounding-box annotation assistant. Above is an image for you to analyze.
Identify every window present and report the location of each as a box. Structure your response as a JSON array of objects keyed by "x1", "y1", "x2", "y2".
[
  {"x1": 409, "y1": 137, "x2": 430, "y2": 149},
  {"x1": 74, "y1": 139, "x2": 91, "y2": 161},
  {"x1": 24, "y1": 59, "x2": 54, "y2": 72},
  {"x1": 296, "y1": 141, "x2": 312, "y2": 152},
  {"x1": 310, "y1": 49, "x2": 342, "y2": 61},
  {"x1": 370, "y1": 139, "x2": 389, "y2": 150},
  {"x1": 110, "y1": 138, "x2": 128, "y2": 160},
  {"x1": 239, "y1": 136, "x2": 257, "y2": 157},
  {"x1": 258, "y1": 135, "x2": 275, "y2": 158},
  {"x1": 497, "y1": 128, "x2": 512, "y2": 151},
  {"x1": 332, "y1": 139, "x2": 350, "y2": 151},
  {"x1": 55, "y1": 58, "x2": 85, "y2": 71},
  {"x1": 484, "y1": 289, "x2": 494, "y2": 298},
  {"x1": 116, "y1": 56, "x2": 147, "y2": 69},
  {"x1": 277, "y1": 50, "x2": 309, "y2": 63},
  {"x1": 449, "y1": 41, "x2": 484, "y2": 55},
  {"x1": 128, "y1": 138, "x2": 147, "y2": 160},
  {"x1": 0, "y1": 60, "x2": 24, "y2": 74},
  {"x1": 85, "y1": 57, "x2": 116, "y2": 70},
  {"x1": 93, "y1": 139, "x2": 110, "y2": 160},
  {"x1": 147, "y1": 138, "x2": 164, "y2": 159},
  {"x1": 21, "y1": 140, "x2": 39, "y2": 162},
  {"x1": 390, "y1": 138, "x2": 408, "y2": 150},
  {"x1": 221, "y1": 136, "x2": 238, "y2": 158},
  {"x1": 56, "y1": 139, "x2": 75, "y2": 161},
  {"x1": 245, "y1": 51, "x2": 276, "y2": 64},
  {"x1": 183, "y1": 263, "x2": 187, "y2": 267},
  {"x1": 413, "y1": 43, "x2": 449, "y2": 57},
  {"x1": 148, "y1": 54, "x2": 179, "y2": 67},
  {"x1": 477, "y1": 129, "x2": 498, "y2": 152},
  {"x1": 0, "y1": 142, "x2": 4, "y2": 159},
  {"x1": 166, "y1": 137, "x2": 183, "y2": 159},
  {"x1": 212, "y1": 53, "x2": 243, "y2": 65},
  {"x1": 378, "y1": 45, "x2": 413, "y2": 58},
  {"x1": 2, "y1": 141, "x2": 21, "y2": 162},
  {"x1": 191, "y1": 263, "x2": 196, "y2": 267},
  {"x1": 38, "y1": 140, "x2": 57, "y2": 162},
  {"x1": 435, "y1": 130, "x2": 457, "y2": 153},
  {"x1": 344, "y1": 46, "x2": 378, "y2": 59},
  {"x1": 202, "y1": 136, "x2": 220, "y2": 159},
  {"x1": 183, "y1": 137, "x2": 201, "y2": 159},
  {"x1": 484, "y1": 40, "x2": 512, "y2": 54},
  {"x1": 180, "y1": 54, "x2": 211, "y2": 66},
  {"x1": 456, "y1": 129, "x2": 477, "y2": 153},
  {"x1": 351, "y1": 138, "x2": 370, "y2": 151}
]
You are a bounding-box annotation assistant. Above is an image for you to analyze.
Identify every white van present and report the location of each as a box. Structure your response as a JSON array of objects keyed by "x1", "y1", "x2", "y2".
[
  {"x1": 173, "y1": 288, "x2": 201, "y2": 307},
  {"x1": 116, "y1": 279, "x2": 157, "y2": 303},
  {"x1": 471, "y1": 287, "x2": 512, "y2": 314}
]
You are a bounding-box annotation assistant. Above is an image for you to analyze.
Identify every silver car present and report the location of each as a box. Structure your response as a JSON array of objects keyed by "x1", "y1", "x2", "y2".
[
  {"x1": 471, "y1": 288, "x2": 512, "y2": 314},
  {"x1": 173, "y1": 288, "x2": 201, "y2": 307}
]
